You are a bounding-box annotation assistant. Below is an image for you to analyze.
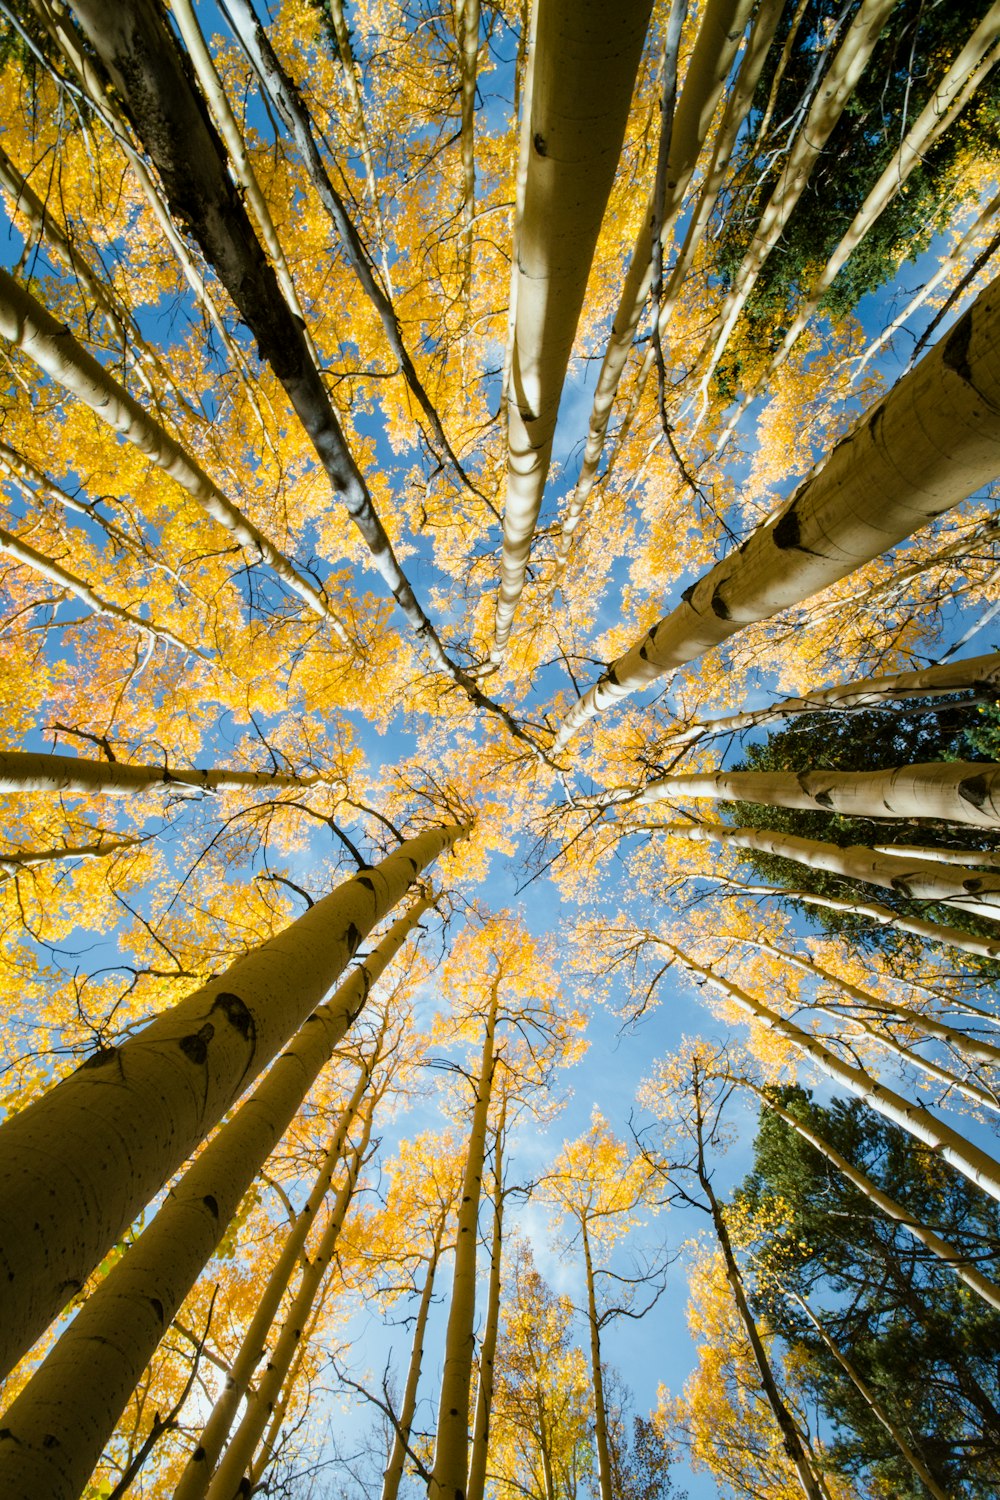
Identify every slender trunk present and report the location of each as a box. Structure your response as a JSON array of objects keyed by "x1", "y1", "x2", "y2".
[
  {"x1": 203, "y1": 1099, "x2": 378, "y2": 1500},
  {"x1": 455, "y1": 0, "x2": 480, "y2": 315},
  {"x1": 222, "y1": 0, "x2": 471, "y2": 495},
  {"x1": 703, "y1": 871, "x2": 1000, "y2": 962},
  {"x1": 852, "y1": 191, "x2": 1000, "y2": 386},
  {"x1": 873, "y1": 843, "x2": 1000, "y2": 869},
  {"x1": 712, "y1": 1, "x2": 1000, "y2": 451},
  {"x1": 654, "y1": 819, "x2": 1000, "y2": 918},
  {"x1": 324, "y1": 0, "x2": 394, "y2": 292},
  {"x1": 581, "y1": 0, "x2": 785, "y2": 508},
  {"x1": 429, "y1": 982, "x2": 500, "y2": 1499},
  {"x1": 582, "y1": 1217, "x2": 614, "y2": 1500},
  {"x1": 747, "y1": 1083, "x2": 1000, "y2": 1313},
  {"x1": 693, "y1": 0, "x2": 898, "y2": 411},
  {"x1": 549, "y1": 0, "x2": 753, "y2": 580},
  {"x1": 0, "y1": 142, "x2": 192, "y2": 413},
  {"x1": 817, "y1": 1002, "x2": 1000, "y2": 1117},
  {"x1": 0, "y1": 267, "x2": 345, "y2": 637},
  {"x1": 670, "y1": 944, "x2": 1000, "y2": 1202},
  {"x1": 381, "y1": 1229, "x2": 445, "y2": 1500},
  {"x1": 0, "y1": 898, "x2": 431, "y2": 1500},
  {"x1": 553, "y1": 267, "x2": 1000, "y2": 749},
  {"x1": 0, "y1": 838, "x2": 140, "y2": 874},
  {"x1": 492, "y1": 0, "x2": 654, "y2": 658},
  {"x1": 783, "y1": 1286, "x2": 950, "y2": 1500},
  {"x1": 742, "y1": 938, "x2": 1000, "y2": 1069},
  {"x1": 634, "y1": 759, "x2": 1000, "y2": 829},
  {"x1": 0, "y1": 748, "x2": 314, "y2": 796},
  {"x1": 174, "y1": 1008, "x2": 395, "y2": 1500},
  {"x1": 244, "y1": 1300, "x2": 322, "y2": 1496},
  {"x1": 466, "y1": 1106, "x2": 506, "y2": 1500},
  {"x1": 0, "y1": 826, "x2": 458, "y2": 1382},
  {"x1": 658, "y1": 650, "x2": 1000, "y2": 748},
  {"x1": 0, "y1": 523, "x2": 207, "y2": 659},
  {"x1": 692, "y1": 1071, "x2": 824, "y2": 1500}
]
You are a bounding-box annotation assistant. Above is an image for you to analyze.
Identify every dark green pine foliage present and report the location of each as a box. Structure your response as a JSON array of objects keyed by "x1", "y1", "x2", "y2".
[
  {"x1": 739, "y1": 1086, "x2": 1000, "y2": 1498},
  {"x1": 720, "y1": 701, "x2": 1000, "y2": 971},
  {"x1": 712, "y1": 0, "x2": 1000, "y2": 398}
]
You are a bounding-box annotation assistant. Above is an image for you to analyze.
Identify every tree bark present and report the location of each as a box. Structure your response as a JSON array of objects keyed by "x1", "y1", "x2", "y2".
[
  {"x1": 492, "y1": 0, "x2": 654, "y2": 658},
  {"x1": 203, "y1": 1097, "x2": 378, "y2": 1500},
  {"x1": 634, "y1": 759, "x2": 1000, "y2": 830},
  {"x1": 582, "y1": 1216, "x2": 614, "y2": 1500},
  {"x1": 692, "y1": 1068, "x2": 825, "y2": 1500},
  {"x1": 0, "y1": 898, "x2": 429, "y2": 1500},
  {"x1": 429, "y1": 981, "x2": 500, "y2": 1499},
  {"x1": 549, "y1": 0, "x2": 754, "y2": 581},
  {"x1": 554, "y1": 266, "x2": 1000, "y2": 749},
  {"x1": 466, "y1": 1104, "x2": 506, "y2": 1500},
  {"x1": 0, "y1": 748, "x2": 314, "y2": 796},
  {"x1": 0, "y1": 827, "x2": 459, "y2": 1382},
  {"x1": 655, "y1": 818, "x2": 1000, "y2": 918},
  {"x1": 381, "y1": 1229, "x2": 445, "y2": 1500}
]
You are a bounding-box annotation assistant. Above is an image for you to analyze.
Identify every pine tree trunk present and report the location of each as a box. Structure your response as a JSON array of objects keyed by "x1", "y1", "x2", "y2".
[
  {"x1": 0, "y1": 898, "x2": 430, "y2": 1500},
  {"x1": 635, "y1": 760, "x2": 1000, "y2": 829},
  {"x1": 554, "y1": 266, "x2": 1000, "y2": 748},
  {"x1": 429, "y1": 982, "x2": 500, "y2": 1499},
  {"x1": 493, "y1": 0, "x2": 654, "y2": 657},
  {"x1": 0, "y1": 827, "x2": 458, "y2": 1382}
]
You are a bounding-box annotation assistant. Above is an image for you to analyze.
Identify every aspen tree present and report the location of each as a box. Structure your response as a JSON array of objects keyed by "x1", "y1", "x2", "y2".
[
  {"x1": 466, "y1": 1099, "x2": 507, "y2": 1500},
  {"x1": 0, "y1": 825, "x2": 460, "y2": 1380},
  {"x1": 0, "y1": 268, "x2": 347, "y2": 637},
  {"x1": 651, "y1": 818, "x2": 1000, "y2": 917},
  {"x1": 554, "y1": 268, "x2": 1000, "y2": 749},
  {"x1": 0, "y1": 523, "x2": 208, "y2": 659},
  {"x1": 632, "y1": 758, "x2": 1000, "y2": 829},
  {"x1": 0, "y1": 903, "x2": 428, "y2": 1500},
  {"x1": 549, "y1": 0, "x2": 754, "y2": 584},
  {"x1": 574, "y1": 0, "x2": 786, "y2": 510},
  {"x1": 656, "y1": 649, "x2": 1000, "y2": 747},
  {"x1": 492, "y1": 0, "x2": 654, "y2": 658},
  {"x1": 691, "y1": 0, "x2": 898, "y2": 415},
  {"x1": 62, "y1": 0, "x2": 502, "y2": 710},
  {"x1": 744, "y1": 1083, "x2": 1000, "y2": 1314},
  {"x1": 221, "y1": 0, "x2": 471, "y2": 493},
  {"x1": 781, "y1": 1286, "x2": 950, "y2": 1500},
  {"x1": 203, "y1": 1086, "x2": 381, "y2": 1499},
  {"x1": 0, "y1": 838, "x2": 140, "y2": 874},
  {"x1": 665, "y1": 942, "x2": 1000, "y2": 1202},
  {"x1": 455, "y1": 0, "x2": 481, "y2": 314},
  {"x1": 428, "y1": 975, "x2": 500, "y2": 1499},
  {"x1": 700, "y1": 870, "x2": 1000, "y2": 963},
  {"x1": 380, "y1": 1223, "x2": 448, "y2": 1500},
  {"x1": 723, "y1": 0, "x2": 1000, "y2": 428},
  {"x1": 0, "y1": 748, "x2": 317, "y2": 796}
]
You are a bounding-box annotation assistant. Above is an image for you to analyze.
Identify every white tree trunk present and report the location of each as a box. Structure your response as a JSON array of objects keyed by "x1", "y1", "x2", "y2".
[
  {"x1": 0, "y1": 267, "x2": 347, "y2": 637},
  {"x1": 0, "y1": 828, "x2": 459, "y2": 1381},
  {"x1": 749, "y1": 1083, "x2": 1000, "y2": 1313},
  {"x1": 634, "y1": 759, "x2": 1000, "y2": 830},
  {"x1": 0, "y1": 748, "x2": 315, "y2": 797},
  {"x1": 669, "y1": 944, "x2": 1000, "y2": 1202},
  {"x1": 429, "y1": 981, "x2": 500, "y2": 1499},
  {"x1": 655, "y1": 818, "x2": 1000, "y2": 917},
  {"x1": 492, "y1": 0, "x2": 654, "y2": 657},
  {"x1": 549, "y1": 0, "x2": 753, "y2": 581},
  {"x1": 553, "y1": 267, "x2": 1000, "y2": 749},
  {"x1": 466, "y1": 1106, "x2": 506, "y2": 1500}
]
